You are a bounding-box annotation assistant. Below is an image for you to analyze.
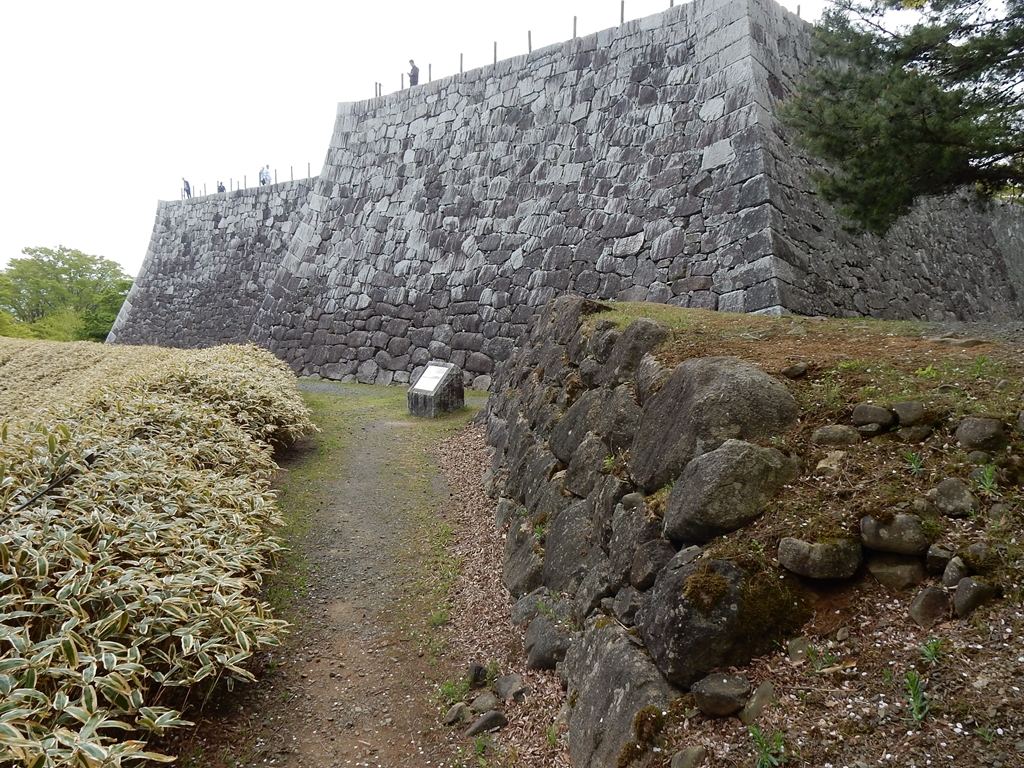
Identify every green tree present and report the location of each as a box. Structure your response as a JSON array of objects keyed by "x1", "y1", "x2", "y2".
[
  {"x1": 782, "y1": 0, "x2": 1024, "y2": 233},
  {"x1": 0, "y1": 309, "x2": 33, "y2": 339},
  {"x1": 0, "y1": 246, "x2": 133, "y2": 341},
  {"x1": 28, "y1": 308, "x2": 84, "y2": 342},
  {"x1": 76, "y1": 281, "x2": 134, "y2": 342}
]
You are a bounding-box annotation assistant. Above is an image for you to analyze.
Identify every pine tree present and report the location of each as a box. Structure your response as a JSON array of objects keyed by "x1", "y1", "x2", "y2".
[{"x1": 782, "y1": 0, "x2": 1024, "y2": 233}]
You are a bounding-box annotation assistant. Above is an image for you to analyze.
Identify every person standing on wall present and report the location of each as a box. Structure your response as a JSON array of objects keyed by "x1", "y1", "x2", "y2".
[
  {"x1": 182, "y1": 178, "x2": 192, "y2": 199},
  {"x1": 408, "y1": 60, "x2": 419, "y2": 86},
  {"x1": 259, "y1": 165, "x2": 271, "y2": 186},
  {"x1": 217, "y1": 181, "x2": 226, "y2": 193}
]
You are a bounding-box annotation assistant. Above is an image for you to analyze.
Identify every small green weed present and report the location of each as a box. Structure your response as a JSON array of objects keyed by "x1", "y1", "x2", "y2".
[
  {"x1": 915, "y1": 365, "x2": 938, "y2": 378},
  {"x1": 546, "y1": 724, "x2": 559, "y2": 747},
  {"x1": 806, "y1": 644, "x2": 839, "y2": 673},
  {"x1": 904, "y1": 670, "x2": 930, "y2": 725},
  {"x1": 438, "y1": 677, "x2": 470, "y2": 705},
  {"x1": 474, "y1": 735, "x2": 487, "y2": 756},
  {"x1": 536, "y1": 599, "x2": 557, "y2": 620},
  {"x1": 486, "y1": 659, "x2": 501, "y2": 686},
  {"x1": 819, "y1": 381, "x2": 844, "y2": 409},
  {"x1": 921, "y1": 516, "x2": 945, "y2": 541},
  {"x1": 903, "y1": 450, "x2": 925, "y2": 477},
  {"x1": 837, "y1": 359, "x2": 867, "y2": 371},
  {"x1": 749, "y1": 726, "x2": 787, "y2": 768},
  {"x1": 429, "y1": 607, "x2": 451, "y2": 628},
  {"x1": 975, "y1": 727, "x2": 996, "y2": 745},
  {"x1": 975, "y1": 465, "x2": 1000, "y2": 496},
  {"x1": 919, "y1": 637, "x2": 945, "y2": 665}
]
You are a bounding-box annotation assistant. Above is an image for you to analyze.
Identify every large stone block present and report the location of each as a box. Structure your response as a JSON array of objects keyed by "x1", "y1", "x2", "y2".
[
  {"x1": 637, "y1": 558, "x2": 753, "y2": 687},
  {"x1": 663, "y1": 439, "x2": 799, "y2": 543},
  {"x1": 630, "y1": 356, "x2": 799, "y2": 493},
  {"x1": 407, "y1": 362, "x2": 465, "y2": 418},
  {"x1": 560, "y1": 621, "x2": 678, "y2": 768}
]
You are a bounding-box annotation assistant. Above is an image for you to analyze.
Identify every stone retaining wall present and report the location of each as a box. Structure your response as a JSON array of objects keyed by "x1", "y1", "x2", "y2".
[
  {"x1": 481, "y1": 296, "x2": 1020, "y2": 766},
  {"x1": 110, "y1": 0, "x2": 1024, "y2": 383},
  {"x1": 109, "y1": 180, "x2": 313, "y2": 348}
]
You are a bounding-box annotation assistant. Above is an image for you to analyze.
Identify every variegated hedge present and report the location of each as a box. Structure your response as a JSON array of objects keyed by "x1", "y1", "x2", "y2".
[{"x1": 0, "y1": 340, "x2": 317, "y2": 767}]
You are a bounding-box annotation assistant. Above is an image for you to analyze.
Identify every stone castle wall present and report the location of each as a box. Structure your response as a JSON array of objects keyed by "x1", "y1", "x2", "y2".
[
  {"x1": 112, "y1": 180, "x2": 313, "y2": 348},
  {"x1": 109, "y1": 0, "x2": 1024, "y2": 384}
]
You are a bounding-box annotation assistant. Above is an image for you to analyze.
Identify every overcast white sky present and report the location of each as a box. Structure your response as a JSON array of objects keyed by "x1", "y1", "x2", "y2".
[{"x1": 0, "y1": 0, "x2": 827, "y2": 277}]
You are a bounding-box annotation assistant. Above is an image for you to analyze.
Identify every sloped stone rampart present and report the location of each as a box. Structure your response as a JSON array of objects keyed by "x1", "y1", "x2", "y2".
[
  {"x1": 110, "y1": 0, "x2": 1024, "y2": 383},
  {"x1": 109, "y1": 181, "x2": 313, "y2": 348},
  {"x1": 484, "y1": 296, "x2": 810, "y2": 765}
]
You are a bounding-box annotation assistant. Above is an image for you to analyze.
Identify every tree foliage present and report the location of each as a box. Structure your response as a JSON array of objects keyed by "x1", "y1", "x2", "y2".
[
  {"x1": 782, "y1": 0, "x2": 1024, "y2": 233},
  {"x1": 0, "y1": 246, "x2": 133, "y2": 342}
]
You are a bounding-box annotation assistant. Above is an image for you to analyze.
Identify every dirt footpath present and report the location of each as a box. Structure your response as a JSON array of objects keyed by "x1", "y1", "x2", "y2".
[
  {"x1": 260, "y1": 415, "x2": 450, "y2": 767},
  {"x1": 165, "y1": 383, "x2": 498, "y2": 768}
]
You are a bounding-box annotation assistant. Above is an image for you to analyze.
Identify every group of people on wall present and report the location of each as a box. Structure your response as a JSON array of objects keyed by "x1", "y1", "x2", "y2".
[{"x1": 181, "y1": 165, "x2": 272, "y2": 199}]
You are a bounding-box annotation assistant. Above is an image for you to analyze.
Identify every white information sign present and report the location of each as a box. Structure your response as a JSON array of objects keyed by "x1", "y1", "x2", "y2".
[{"x1": 413, "y1": 365, "x2": 448, "y2": 394}]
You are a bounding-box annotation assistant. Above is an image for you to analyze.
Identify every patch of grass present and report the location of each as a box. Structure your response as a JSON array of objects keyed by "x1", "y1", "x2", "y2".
[
  {"x1": 429, "y1": 607, "x2": 452, "y2": 627},
  {"x1": 438, "y1": 677, "x2": 470, "y2": 706},
  {"x1": 485, "y1": 659, "x2": 502, "y2": 686},
  {"x1": 837, "y1": 359, "x2": 869, "y2": 371},
  {"x1": 546, "y1": 724, "x2": 560, "y2": 747},
  {"x1": 536, "y1": 599, "x2": 557, "y2": 620},
  {"x1": 921, "y1": 516, "x2": 945, "y2": 541},
  {"x1": 804, "y1": 378, "x2": 845, "y2": 412}
]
